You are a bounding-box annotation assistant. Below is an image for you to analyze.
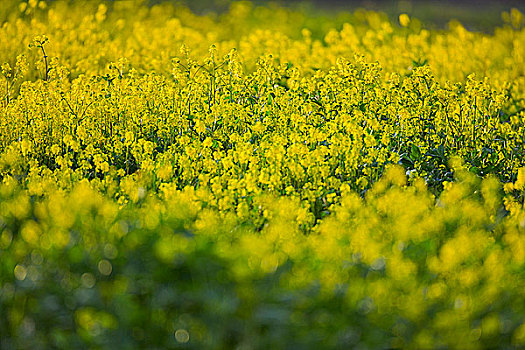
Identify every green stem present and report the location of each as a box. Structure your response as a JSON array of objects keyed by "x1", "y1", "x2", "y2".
[{"x1": 39, "y1": 44, "x2": 48, "y2": 81}]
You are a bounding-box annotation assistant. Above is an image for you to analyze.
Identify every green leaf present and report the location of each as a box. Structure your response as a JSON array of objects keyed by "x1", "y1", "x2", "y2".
[{"x1": 410, "y1": 144, "x2": 421, "y2": 161}]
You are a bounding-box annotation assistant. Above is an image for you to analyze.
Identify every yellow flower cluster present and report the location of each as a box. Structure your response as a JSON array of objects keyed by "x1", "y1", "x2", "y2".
[
  {"x1": 2, "y1": 164, "x2": 525, "y2": 348},
  {"x1": 1, "y1": 0, "x2": 525, "y2": 348}
]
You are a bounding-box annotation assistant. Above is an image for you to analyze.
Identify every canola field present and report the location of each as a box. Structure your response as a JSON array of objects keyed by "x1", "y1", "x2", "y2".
[{"x1": 1, "y1": 1, "x2": 525, "y2": 348}]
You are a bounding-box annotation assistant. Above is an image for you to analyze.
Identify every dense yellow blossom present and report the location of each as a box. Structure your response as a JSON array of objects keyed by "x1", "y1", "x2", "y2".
[{"x1": 1, "y1": 0, "x2": 525, "y2": 348}]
